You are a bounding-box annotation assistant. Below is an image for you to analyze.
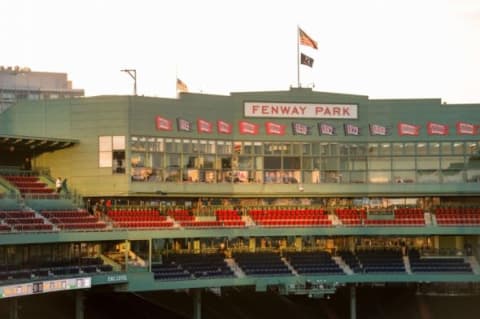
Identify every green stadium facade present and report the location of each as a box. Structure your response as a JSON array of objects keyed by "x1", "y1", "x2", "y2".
[{"x1": 0, "y1": 87, "x2": 480, "y2": 318}]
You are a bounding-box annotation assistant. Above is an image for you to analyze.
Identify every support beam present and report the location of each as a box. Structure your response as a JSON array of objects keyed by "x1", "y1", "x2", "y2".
[
  {"x1": 192, "y1": 288, "x2": 202, "y2": 319},
  {"x1": 350, "y1": 285, "x2": 356, "y2": 319},
  {"x1": 75, "y1": 290, "x2": 85, "y2": 319},
  {"x1": 9, "y1": 298, "x2": 18, "y2": 319}
]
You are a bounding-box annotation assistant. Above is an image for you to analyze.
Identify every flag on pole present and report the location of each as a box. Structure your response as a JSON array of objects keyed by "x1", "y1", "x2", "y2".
[
  {"x1": 176, "y1": 78, "x2": 188, "y2": 93},
  {"x1": 299, "y1": 28, "x2": 318, "y2": 49},
  {"x1": 300, "y1": 53, "x2": 314, "y2": 67}
]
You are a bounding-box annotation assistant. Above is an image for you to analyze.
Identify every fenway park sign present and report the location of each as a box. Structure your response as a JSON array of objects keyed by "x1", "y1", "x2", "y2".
[{"x1": 244, "y1": 102, "x2": 358, "y2": 119}]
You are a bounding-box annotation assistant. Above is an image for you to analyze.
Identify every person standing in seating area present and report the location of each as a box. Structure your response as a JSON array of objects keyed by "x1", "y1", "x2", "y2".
[
  {"x1": 23, "y1": 157, "x2": 32, "y2": 171},
  {"x1": 55, "y1": 177, "x2": 62, "y2": 193},
  {"x1": 61, "y1": 178, "x2": 69, "y2": 194}
]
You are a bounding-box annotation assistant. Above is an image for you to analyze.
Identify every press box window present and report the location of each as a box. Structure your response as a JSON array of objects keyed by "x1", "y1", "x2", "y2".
[{"x1": 98, "y1": 136, "x2": 126, "y2": 174}]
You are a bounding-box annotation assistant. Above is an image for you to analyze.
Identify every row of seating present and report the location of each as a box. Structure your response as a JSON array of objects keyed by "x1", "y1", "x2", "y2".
[
  {"x1": 153, "y1": 253, "x2": 234, "y2": 281},
  {"x1": 3, "y1": 175, "x2": 55, "y2": 195}
]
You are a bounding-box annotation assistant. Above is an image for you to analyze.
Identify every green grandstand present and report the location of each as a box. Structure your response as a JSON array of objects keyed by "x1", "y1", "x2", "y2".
[{"x1": 0, "y1": 87, "x2": 480, "y2": 319}]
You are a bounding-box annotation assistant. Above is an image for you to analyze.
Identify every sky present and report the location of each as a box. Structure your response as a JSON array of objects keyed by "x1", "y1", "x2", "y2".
[{"x1": 2, "y1": 0, "x2": 480, "y2": 103}]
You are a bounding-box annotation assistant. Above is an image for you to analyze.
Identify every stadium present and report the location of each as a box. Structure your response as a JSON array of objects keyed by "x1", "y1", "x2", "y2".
[{"x1": 1, "y1": 67, "x2": 480, "y2": 319}]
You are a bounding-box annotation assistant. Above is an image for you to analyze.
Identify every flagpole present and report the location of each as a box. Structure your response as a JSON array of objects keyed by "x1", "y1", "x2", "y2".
[{"x1": 297, "y1": 26, "x2": 300, "y2": 88}]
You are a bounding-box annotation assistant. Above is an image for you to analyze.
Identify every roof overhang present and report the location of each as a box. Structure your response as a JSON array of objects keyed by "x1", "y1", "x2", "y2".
[{"x1": 0, "y1": 134, "x2": 79, "y2": 153}]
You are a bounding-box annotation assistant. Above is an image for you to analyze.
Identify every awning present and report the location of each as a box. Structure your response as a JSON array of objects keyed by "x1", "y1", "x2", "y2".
[{"x1": 0, "y1": 134, "x2": 79, "y2": 154}]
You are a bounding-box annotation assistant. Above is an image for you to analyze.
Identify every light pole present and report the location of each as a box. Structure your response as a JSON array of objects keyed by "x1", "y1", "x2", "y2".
[{"x1": 121, "y1": 69, "x2": 137, "y2": 96}]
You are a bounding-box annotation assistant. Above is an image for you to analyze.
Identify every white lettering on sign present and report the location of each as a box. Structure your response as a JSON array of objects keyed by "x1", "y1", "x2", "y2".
[{"x1": 244, "y1": 102, "x2": 358, "y2": 119}]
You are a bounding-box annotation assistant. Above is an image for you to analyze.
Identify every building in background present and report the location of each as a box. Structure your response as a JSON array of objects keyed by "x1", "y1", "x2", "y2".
[{"x1": 0, "y1": 66, "x2": 84, "y2": 112}]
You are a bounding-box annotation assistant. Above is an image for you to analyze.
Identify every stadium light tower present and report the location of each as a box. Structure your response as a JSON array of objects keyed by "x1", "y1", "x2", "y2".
[{"x1": 121, "y1": 69, "x2": 137, "y2": 96}]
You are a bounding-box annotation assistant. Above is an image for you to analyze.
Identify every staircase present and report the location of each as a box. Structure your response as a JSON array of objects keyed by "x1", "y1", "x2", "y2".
[
  {"x1": 332, "y1": 256, "x2": 353, "y2": 275},
  {"x1": 466, "y1": 256, "x2": 480, "y2": 274},
  {"x1": 281, "y1": 257, "x2": 298, "y2": 276},
  {"x1": 225, "y1": 257, "x2": 246, "y2": 278}
]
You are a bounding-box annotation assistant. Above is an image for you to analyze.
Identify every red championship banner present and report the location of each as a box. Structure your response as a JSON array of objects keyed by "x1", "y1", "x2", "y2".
[
  {"x1": 217, "y1": 120, "x2": 232, "y2": 134},
  {"x1": 397, "y1": 122, "x2": 420, "y2": 136},
  {"x1": 456, "y1": 122, "x2": 477, "y2": 135},
  {"x1": 155, "y1": 116, "x2": 173, "y2": 131},
  {"x1": 427, "y1": 122, "x2": 449, "y2": 136},
  {"x1": 238, "y1": 120, "x2": 259, "y2": 135},
  {"x1": 197, "y1": 119, "x2": 213, "y2": 133},
  {"x1": 265, "y1": 121, "x2": 286, "y2": 135}
]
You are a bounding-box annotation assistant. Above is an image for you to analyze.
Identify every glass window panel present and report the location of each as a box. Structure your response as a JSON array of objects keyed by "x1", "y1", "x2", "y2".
[
  {"x1": 165, "y1": 139, "x2": 174, "y2": 153},
  {"x1": 453, "y1": 142, "x2": 464, "y2": 155},
  {"x1": 112, "y1": 136, "x2": 125, "y2": 150},
  {"x1": 441, "y1": 156, "x2": 465, "y2": 170},
  {"x1": 183, "y1": 139, "x2": 191, "y2": 153},
  {"x1": 340, "y1": 144, "x2": 349, "y2": 156},
  {"x1": 324, "y1": 170, "x2": 342, "y2": 183},
  {"x1": 292, "y1": 143, "x2": 301, "y2": 155},
  {"x1": 416, "y1": 143, "x2": 427, "y2": 155},
  {"x1": 379, "y1": 143, "x2": 391, "y2": 156},
  {"x1": 368, "y1": 143, "x2": 379, "y2": 156},
  {"x1": 367, "y1": 157, "x2": 391, "y2": 170},
  {"x1": 243, "y1": 142, "x2": 253, "y2": 154},
  {"x1": 302, "y1": 157, "x2": 313, "y2": 170},
  {"x1": 283, "y1": 143, "x2": 292, "y2": 155},
  {"x1": 429, "y1": 142, "x2": 440, "y2": 155},
  {"x1": 441, "y1": 170, "x2": 464, "y2": 183},
  {"x1": 441, "y1": 142, "x2": 451, "y2": 155},
  {"x1": 393, "y1": 171, "x2": 415, "y2": 184},
  {"x1": 283, "y1": 157, "x2": 301, "y2": 169},
  {"x1": 255, "y1": 157, "x2": 263, "y2": 170},
  {"x1": 417, "y1": 156, "x2": 440, "y2": 170},
  {"x1": 350, "y1": 159, "x2": 367, "y2": 170},
  {"x1": 392, "y1": 157, "x2": 415, "y2": 170},
  {"x1": 204, "y1": 155, "x2": 215, "y2": 169},
  {"x1": 351, "y1": 171, "x2": 367, "y2": 184},
  {"x1": 253, "y1": 142, "x2": 262, "y2": 154},
  {"x1": 404, "y1": 143, "x2": 415, "y2": 155},
  {"x1": 322, "y1": 158, "x2": 339, "y2": 171},
  {"x1": 312, "y1": 142, "x2": 322, "y2": 155},
  {"x1": 99, "y1": 152, "x2": 112, "y2": 167},
  {"x1": 207, "y1": 141, "x2": 216, "y2": 154},
  {"x1": 197, "y1": 140, "x2": 207, "y2": 153},
  {"x1": 174, "y1": 139, "x2": 182, "y2": 153},
  {"x1": 238, "y1": 156, "x2": 252, "y2": 169},
  {"x1": 328, "y1": 144, "x2": 340, "y2": 156},
  {"x1": 302, "y1": 143, "x2": 311, "y2": 155},
  {"x1": 369, "y1": 171, "x2": 391, "y2": 184},
  {"x1": 264, "y1": 156, "x2": 281, "y2": 169},
  {"x1": 350, "y1": 144, "x2": 367, "y2": 156},
  {"x1": 417, "y1": 170, "x2": 440, "y2": 184},
  {"x1": 467, "y1": 142, "x2": 478, "y2": 155},
  {"x1": 392, "y1": 143, "x2": 404, "y2": 155},
  {"x1": 99, "y1": 136, "x2": 112, "y2": 152}
]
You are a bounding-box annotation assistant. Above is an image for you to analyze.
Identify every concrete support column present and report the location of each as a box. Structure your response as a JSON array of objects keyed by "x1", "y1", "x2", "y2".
[
  {"x1": 124, "y1": 240, "x2": 130, "y2": 271},
  {"x1": 75, "y1": 290, "x2": 85, "y2": 319},
  {"x1": 192, "y1": 288, "x2": 202, "y2": 319},
  {"x1": 148, "y1": 238, "x2": 152, "y2": 272},
  {"x1": 350, "y1": 285, "x2": 356, "y2": 319},
  {"x1": 9, "y1": 298, "x2": 18, "y2": 319}
]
